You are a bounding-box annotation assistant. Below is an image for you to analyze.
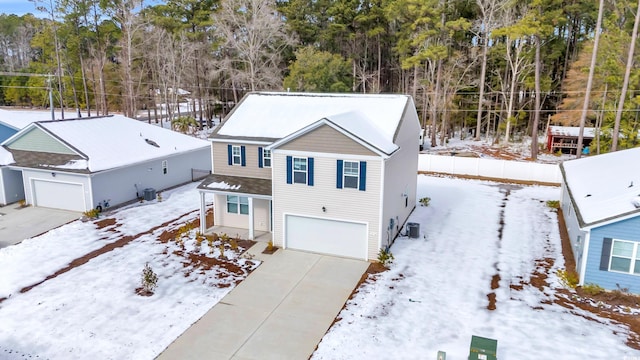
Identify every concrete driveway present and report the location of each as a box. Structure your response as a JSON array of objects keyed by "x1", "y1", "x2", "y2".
[
  {"x1": 0, "y1": 205, "x2": 81, "y2": 248},
  {"x1": 157, "y1": 247, "x2": 369, "y2": 360}
]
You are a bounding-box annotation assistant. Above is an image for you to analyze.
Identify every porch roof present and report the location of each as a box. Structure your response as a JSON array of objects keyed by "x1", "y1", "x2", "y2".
[{"x1": 198, "y1": 174, "x2": 272, "y2": 197}]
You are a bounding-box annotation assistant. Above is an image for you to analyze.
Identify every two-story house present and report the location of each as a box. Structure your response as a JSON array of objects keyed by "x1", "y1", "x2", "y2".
[{"x1": 197, "y1": 92, "x2": 420, "y2": 261}]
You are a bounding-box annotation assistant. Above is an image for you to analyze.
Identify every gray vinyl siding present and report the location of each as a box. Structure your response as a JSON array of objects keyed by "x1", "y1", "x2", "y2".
[
  {"x1": 381, "y1": 100, "x2": 420, "y2": 246},
  {"x1": 272, "y1": 152, "x2": 382, "y2": 260},
  {"x1": 0, "y1": 167, "x2": 24, "y2": 205},
  {"x1": 7, "y1": 127, "x2": 76, "y2": 155},
  {"x1": 583, "y1": 216, "x2": 640, "y2": 293},
  {"x1": 214, "y1": 194, "x2": 270, "y2": 232},
  {"x1": 211, "y1": 142, "x2": 272, "y2": 179},
  {"x1": 279, "y1": 124, "x2": 378, "y2": 156},
  {"x1": 561, "y1": 182, "x2": 587, "y2": 274},
  {"x1": 91, "y1": 147, "x2": 211, "y2": 208}
]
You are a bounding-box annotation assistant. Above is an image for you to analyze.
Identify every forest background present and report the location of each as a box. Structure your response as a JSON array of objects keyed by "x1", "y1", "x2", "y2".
[{"x1": 0, "y1": 0, "x2": 639, "y2": 160}]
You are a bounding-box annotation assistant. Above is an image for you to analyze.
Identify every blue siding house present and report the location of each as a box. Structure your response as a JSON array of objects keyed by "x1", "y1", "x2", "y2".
[
  {"x1": 560, "y1": 147, "x2": 640, "y2": 293},
  {"x1": 0, "y1": 121, "x2": 19, "y2": 143}
]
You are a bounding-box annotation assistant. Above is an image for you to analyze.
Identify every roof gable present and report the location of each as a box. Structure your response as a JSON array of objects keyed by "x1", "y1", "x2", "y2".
[
  {"x1": 276, "y1": 123, "x2": 379, "y2": 157},
  {"x1": 5, "y1": 126, "x2": 79, "y2": 156},
  {"x1": 212, "y1": 92, "x2": 409, "y2": 148},
  {"x1": 561, "y1": 147, "x2": 640, "y2": 226}
]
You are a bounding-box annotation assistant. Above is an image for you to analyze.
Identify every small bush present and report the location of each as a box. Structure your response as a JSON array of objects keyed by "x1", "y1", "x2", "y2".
[
  {"x1": 230, "y1": 238, "x2": 239, "y2": 251},
  {"x1": 546, "y1": 200, "x2": 560, "y2": 209},
  {"x1": 582, "y1": 283, "x2": 604, "y2": 296},
  {"x1": 419, "y1": 197, "x2": 431, "y2": 207},
  {"x1": 266, "y1": 241, "x2": 274, "y2": 252},
  {"x1": 220, "y1": 233, "x2": 230, "y2": 242},
  {"x1": 219, "y1": 242, "x2": 226, "y2": 259},
  {"x1": 141, "y1": 263, "x2": 158, "y2": 294},
  {"x1": 157, "y1": 192, "x2": 163, "y2": 202},
  {"x1": 377, "y1": 247, "x2": 395, "y2": 267},
  {"x1": 83, "y1": 208, "x2": 100, "y2": 219},
  {"x1": 18, "y1": 199, "x2": 27, "y2": 207},
  {"x1": 557, "y1": 269, "x2": 578, "y2": 289}
]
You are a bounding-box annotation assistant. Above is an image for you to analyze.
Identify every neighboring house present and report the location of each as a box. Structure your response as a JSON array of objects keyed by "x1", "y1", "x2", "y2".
[
  {"x1": 0, "y1": 114, "x2": 211, "y2": 210},
  {"x1": 197, "y1": 92, "x2": 420, "y2": 261},
  {"x1": 0, "y1": 108, "x2": 49, "y2": 142},
  {"x1": 546, "y1": 126, "x2": 595, "y2": 155},
  {"x1": 560, "y1": 147, "x2": 640, "y2": 293}
]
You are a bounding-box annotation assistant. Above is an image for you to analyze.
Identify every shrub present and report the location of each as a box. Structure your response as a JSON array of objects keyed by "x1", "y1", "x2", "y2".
[
  {"x1": 83, "y1": 208, "x2": 100, "y2": 219},
  {"x1": 266, "y1": 241, "x2": 274, "y2": 252},
  {"x1": 377, "y1": 247, "x2": 394, "y2": 267},
  {"x1": 230, "y1": 238, "x2": 239, "y2": 251},
  {"x1": 157, "y1": 192, "x2": 163, "y2": 202},
  {"x1": 546, "y1": 200, "x2": 560, "y2": 209},
  {"x1": 141, "y1": 263, "x2": 158, "y2": 294},
  {"x1": 557, "y1": 269, "x2": 578, "y2": 289},
  {"x1": 18, "y1": 199, "x2": 27, "y2": 207},
  {"x1": 419, "y1": 197, "x2": 431, "y2": 207},
  {"x1": 581, "y1": 283, "x2": 604, "y2": 296},
  {"x1": 219, "y1": 242, "x2": 226, "y2": 259}
]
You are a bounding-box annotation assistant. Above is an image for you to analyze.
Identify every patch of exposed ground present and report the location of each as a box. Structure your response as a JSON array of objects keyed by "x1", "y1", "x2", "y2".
[
  {"x1": 487, "y1": 185, "x2": 516, "y2": 311},
  {"x1": 508, "y1": 208, "x2": 640, "y2": 350}
]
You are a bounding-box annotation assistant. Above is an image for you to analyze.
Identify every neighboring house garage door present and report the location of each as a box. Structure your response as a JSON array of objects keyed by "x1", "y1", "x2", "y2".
[
  {"x1": 285, "y1": 215, "x2": 367, "y2": 260},
  {"x1": 32, "y1": 180, "x2": 85, "y2": 212}
]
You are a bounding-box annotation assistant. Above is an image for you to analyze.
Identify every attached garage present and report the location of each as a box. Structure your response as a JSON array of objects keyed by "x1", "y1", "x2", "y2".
[
  {"x1": 32, "y1": 179, "x2": 86, "y2": 212},
  {"x1": 285, "y1": 215, "x2": 367, "y2": 260}
]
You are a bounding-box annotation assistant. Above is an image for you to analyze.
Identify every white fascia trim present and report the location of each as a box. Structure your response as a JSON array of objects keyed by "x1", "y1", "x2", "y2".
[
  {"x1": 199, "y1": 188, "x2": 272, "y2": 201},
  {"x1": 581, "y1": 212, "x2": 640, "y2": 231},
  {"x1": 210, "y1": 138, "x2": 273, "y2": 146},
  {"x1": 273, "y1": 149, "x2": 384, "y2": 161},
  {"x1": 579, "y1": 232, "x2": 590, "y2": 285},
  {"x1": 378, "y1": 157, "x2": 386, "y2": 250}
]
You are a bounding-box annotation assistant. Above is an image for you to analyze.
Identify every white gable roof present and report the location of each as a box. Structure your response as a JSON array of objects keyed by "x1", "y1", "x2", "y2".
[
  {"x1": 0, "y1": 108, "x2": 52, "y2": 130},
  {"x1": 548, "y1": 126, "x2": 596, "y2": 138},
  {"x1": 562, "y1": 147, "x2": 640, "y2": 226},
  {"x1": 216, "y1": 92, "x2": 410, "y2": 151},
  {"x1": 6, "y1": 114, "x2": 209, "y2": 172}
]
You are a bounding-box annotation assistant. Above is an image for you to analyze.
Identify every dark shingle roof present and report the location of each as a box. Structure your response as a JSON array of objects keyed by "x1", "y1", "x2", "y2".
[{"x1": 198, "y1": 174, "x2": 272, "y2": 197}]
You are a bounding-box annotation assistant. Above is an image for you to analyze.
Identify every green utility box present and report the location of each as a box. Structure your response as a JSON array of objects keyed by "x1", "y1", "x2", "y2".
[{"x1": 468, "y1": 335, "x2": 497, "y2": 360}]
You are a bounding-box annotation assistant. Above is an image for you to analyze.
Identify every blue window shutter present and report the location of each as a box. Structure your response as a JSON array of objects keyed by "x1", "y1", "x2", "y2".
[
  {"x1": 286, "y1": 156, "x2": 292, "y2": 184},
  {"x1": 359, "y1": 161, "x2": 367, "y2": 191},
  {"x1": 258, "y1": 147, "x2": 263, "y2": 168},
  {"x1": 600, "y1": 237, "x2": 612, "y2": 271},
  {"x1": 241, "y1": 146, "x2": 246, "y2": 167},
  {"x1": 308, "y1": 157, "x2": 314, "y2": 186},
  {"x1": 336, "y1": 160, "x2": 343, "y2": 189},
  {"x1": 227, "y1": 144, "x2": 232, "y2": 165}
]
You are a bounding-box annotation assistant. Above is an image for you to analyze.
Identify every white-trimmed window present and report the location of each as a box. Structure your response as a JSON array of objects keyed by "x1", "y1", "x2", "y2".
[
  {"x1": 343, "y1": 161, "x2": 359, "y2": 189},
  {"x1": 610, "y1": 239, "x2": 640, "y2": 275},
  {"x1": 263, "y1": 149, "x2": 271, "y2": 167},
  {"x1": 162, "y1": 160, "x2": 168, "y2": 174},
  {"x1": 293, "y1": 157, "x2": 307, "y2": 184},
  {"x1": 232, "y1": 145, "x2": 242, "y2": 165},
  {"x1": 226, "y1": 195, "x2": 249, "y2": 215}
]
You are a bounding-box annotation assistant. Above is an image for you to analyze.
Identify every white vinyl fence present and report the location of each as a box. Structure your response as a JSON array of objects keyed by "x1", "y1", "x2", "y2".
[{"x1": 418, "y1": 154, "x2": 562, "y2": 184}]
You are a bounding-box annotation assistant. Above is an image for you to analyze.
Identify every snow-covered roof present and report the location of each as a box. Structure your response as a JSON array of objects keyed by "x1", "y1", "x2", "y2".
[
  {"x1": 562, "y1": 147, "x2": 640, "y2": 226},
  {"x1": 214, "y1": 92, "x2": 411, "y2": 152},
  {"x1": 0, "y1": 108, "x2": 52, "y2": 130},
  {"x1": 0, "y1": 146, "x2": 14, "y2": 164},
  {"x1": 5, "y1": 114, "x2": 209, "y2": 172},
  {"x1": 548, "y1": 126, "x2": 596, "y2": 138}
]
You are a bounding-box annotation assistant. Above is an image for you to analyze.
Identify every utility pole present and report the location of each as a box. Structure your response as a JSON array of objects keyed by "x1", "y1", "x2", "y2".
[{"x1": 48, "y1": 75, "x2": 55, "y2": 120}]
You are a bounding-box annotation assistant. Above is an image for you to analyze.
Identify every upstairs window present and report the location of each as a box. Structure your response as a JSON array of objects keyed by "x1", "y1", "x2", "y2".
[
  {"x1": 263, "y1": 149, "x2": 271, "y2": 168},
  {"x1": 232, "y1": 146, "x2": 242, "y2": 165},
  {"x1": 293, "y1": 157, "x2": 307, "y2": 184},
  {"x1": 227, "y1": 144, "x2": 246, "y2": 166},
  {"x1": 343, "y1": 161, "x2": 359, "y2": 189},
  {"x1": 336, "y1": 160, "x2": 366, "y2": 191},
  {"x1": 162, "y1": 160, "x2": 168, "y2": 175}
]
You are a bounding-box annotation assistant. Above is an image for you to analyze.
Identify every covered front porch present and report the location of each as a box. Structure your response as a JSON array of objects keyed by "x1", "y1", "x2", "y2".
[{"x1": 198, "y1": 174, "x2": 272, "y2": 241}]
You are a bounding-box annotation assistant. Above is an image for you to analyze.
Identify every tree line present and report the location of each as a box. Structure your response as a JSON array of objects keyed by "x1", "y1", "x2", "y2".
[{"x1": 0, "y1": 0, "x2": 639, "y2": 158}]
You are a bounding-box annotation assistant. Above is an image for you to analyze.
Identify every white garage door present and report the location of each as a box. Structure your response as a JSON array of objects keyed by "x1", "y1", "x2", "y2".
[
  {"x1": 285, "y1": 215, "x2": 367, "y2": 259},
  {"x1": 32, "y1": 180, "x2": 85, "y2": 212}
]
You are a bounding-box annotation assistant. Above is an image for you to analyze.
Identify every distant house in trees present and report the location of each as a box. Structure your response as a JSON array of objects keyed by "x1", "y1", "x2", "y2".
[
  {"x1": 560, "y1": 147, "x2": 640, "y2": 293},
  {"x1": 546, "y1": 126, "x2": 595, "y2": 155}
]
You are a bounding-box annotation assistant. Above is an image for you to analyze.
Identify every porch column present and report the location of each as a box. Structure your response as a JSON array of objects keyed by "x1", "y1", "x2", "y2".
[
  {"x1": 199, "y1": 191, "x2": 206, "y2": 235},
  {"x1": 248, "y1": 197, "x2": 254, "y2": 240}
]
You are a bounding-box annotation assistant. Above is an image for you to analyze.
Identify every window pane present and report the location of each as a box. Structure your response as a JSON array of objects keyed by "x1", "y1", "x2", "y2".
[
  {"x1": 635, "y1": 260, "x2": 640, "y2": 275},
  {"x1": 294, "y1": 172, "x2": 307, "y2": 184},
  {"x1": 232, "y1": 147, "x2": 241, "y2": 156},
  {"x1": 613, "y1": 241, "x2": 634, "y2": 257},
  {"x1": 611, "y1": 257, "x2": 631, "y2": 272},
  {"x1": 294, "y1": 158, "x2": 306, "y2": 171},
  {"x1": 344, "y1": 161, "x2": 359, "y2": 176},
  {"x1": 239, "y1": 196, "x2": 249, "y2": 205},
  {"x1": 344, "y1": 175, "x2": 358, "y2": 189},
  {"x1": 227, "y1": 202, "x2": 238, "y2": 213},
  {"x1": 264, "y1": 158, "x2": 271, "y2": 167},
  {"x1": 240, "y1": 204, "x2": 249, "y2": 215}
]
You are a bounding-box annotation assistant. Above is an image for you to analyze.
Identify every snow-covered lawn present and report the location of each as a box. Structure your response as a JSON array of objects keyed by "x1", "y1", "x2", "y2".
[
  {"x1": 314, "y1": 175, "x2": 640, "y2": 359},
  {"x1": 0, "y1": 183, "x2": 259, "y2": 359}
]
